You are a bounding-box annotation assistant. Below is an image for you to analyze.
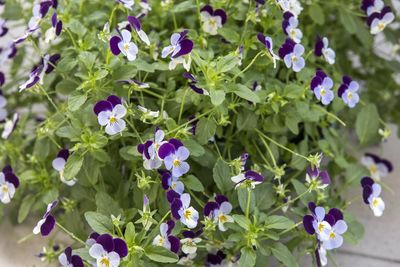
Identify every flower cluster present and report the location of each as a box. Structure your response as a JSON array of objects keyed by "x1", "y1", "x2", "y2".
[
  {"x1": 361, "y1": 177, "x2": 385, "y2": 217},
  {"x1": 0, "y1": 166, "x2": 20, "y2": 204},
  {"x1": 282, "y1": 12, "x2": 302, "y2": 44},
  {"x1": 361, "y1": 0, "x2": 395, "y2": 34},
  {"x1": 361, "y1": 153, "x2": 393, "y2": 180},
  {"x1": 93, "y1": 95, "x2": 127, "y2": 135}
]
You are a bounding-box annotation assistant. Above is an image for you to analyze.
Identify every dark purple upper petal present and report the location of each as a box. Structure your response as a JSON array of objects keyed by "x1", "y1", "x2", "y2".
[
  {"x1": 380, "y1": 159, "x2": 393, "y2": 173},
  {"x1": 89, "y1": 232, "x2": 100, "y2": 240},
  {"x1": 200, "y1": 5, "x2": 213, "y2": 15},
  {"x1": 361, "y1": 0, "x2": 374, "y2": 12},
  {"x1": 55, "y1": 21, "x2": 63, "y2": 36},
  {"x1": 173, "y1": 39, "x2": 193, "y2": 58},
  {"x1": 362, "y1": 185, "x2": 373, "y2": 204},
  {"x1": 307, "y1": 166, "x2": 319, "y2": 178},
  {"x1": 245, "y1": 170, "x2": 264, "y2": 182},
  {"x1": 110, "y1": 36, "x2": 122, "y2": 55},
  {"x1": 360, "y1": 176, "x2": 374, "y2": 187},
  {"x1": 41, "y1": 215, "x2": 56, "y2": 236},
  {"x1": 310, "y1": 76, "x2": 322, "y2": 91},
  {"x1": 215, "y1": 195, "x2": 228, "y2": 205},
  {"x1": 364, "y1": 153, "x2": 381, "y2": 163},
  {"x1": 51, "y1": 12, "x2": 58, "y2": 27},
  {"x1": 189, "y1": 83, "x2": 205, "y2": 94},
  {"x1": 183, "y1": 72, "x2": 197, "y2": 82},
  {"x1": 96, "y1": 234, "x2": 115, "y2": 253},
  {"x1": 5, "y1": 172, "x2": 20, "y2": 188},
  {"x1": 168, "y1": 235, "x2": 180, "y2": 253},
  {"x1": 107, "y1": 95, "x2": 122, "y2": 107},
  {"x1": 166, "y1": 220, "x2": 175, "y2": 235},
  {"x1": 166, "y1": 190, "x2": 180, "y2": 203},
  {"x1": 113, "y1": 238, "x2": 128, "y2": 258},
  {"x1": 127, "y1": 15, "x2": 141, "y2": 31},
  {"x1": 93, "y1": 100, "x2": 113, "y2": 115},
  {"x1": 324, "y1": 214, "x2": 336, "y2": 226},
  {"x1": 39, "y1": 1, "x2": 53, "y2": 17},
  {"x1": 314, "y1": 36, "x2": 323, "y2": 57},
  {"x1": 337, "y1": 84, "x2": 348, "y2": 98},
  {"x1": 366, "y1": 12, "x2": 380, "y2": 26},
  {"x1": 328, "y1": 208, "x2": 343, "y2": 222},
  {"x1": 303, "y1": 215, "x2": 315, "y2": 235},
  {"x1": 45, "y1": 54, "x2": 61, "y2": 74},
  {"x1": 57, "y1": 149, "x2": 70, "y2": 160},
  {"x1": 71, "y1": 255, "x2": 84, "y2": 267},
  {"x1": 319, "y1": 171, "x2": 331, "y2": 185},
  {"x1": 308, "y1": 202, "x2": 316, "y2": 214},
  {"x1": 204, "y1": 201, "x2": 219, "y2": 216},
  {"x1": 278, "y1": 39, "x2": 295, "y2": 59},
  {"x1": 64, "y1": 247, "x2": 72, "y2": 262},
  {"x1": 257, "y1": 32, "x2": 266, "y2": 46},
  {"x1": 171, "y1": 198, "x2": 183, "y2": 219},
  {"x1": 158, "y1": 143, "x2": 176, "y2": 159},
  {"x1": 342, "y1": 75, "x2": 352, "y2": 85},
  {"x1": 169, "y1": 138, "x2": 183, "y2": 150},
  {"x1": 182, "y1": 230, "x2": 195, "y2": 238},
  {"x1": 214, "y1": 9, "x2": 227, "y2": 24},
  {"x1": 0, "y1": 72, "x2": 5, "y2": 86}
]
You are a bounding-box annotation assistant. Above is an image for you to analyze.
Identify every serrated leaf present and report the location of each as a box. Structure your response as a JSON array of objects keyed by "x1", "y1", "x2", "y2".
[
  {"x1": 234, "y1": 84, "x2": 260, "y2": 103},
  {"x1": 64, "y1": 153, "x2": 84, "y2": 180},
  {"x1": 196, "y1": 117, "x2": 217, "y2": 144},
  {"x1": 212, "y1": 158, "x2": 233, "y2": 192},
  {"x1": 68, "y1": 92, "x2": 87, "y2": 111},
  {"x1": 84, "y1": 211, "x2": 113, "y2": 234}
]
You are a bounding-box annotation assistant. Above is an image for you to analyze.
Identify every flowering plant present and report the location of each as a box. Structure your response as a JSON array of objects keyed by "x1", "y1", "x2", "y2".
[{"x1": 0, "y1": 0, "x2": 399, "y2": 266}]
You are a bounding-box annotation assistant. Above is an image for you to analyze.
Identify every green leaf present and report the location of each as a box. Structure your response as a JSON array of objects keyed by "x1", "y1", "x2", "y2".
[
  {"x1": 67, "y1": 19, "x2": 88, "y2": 37},
  {"x1": 309, "y1": 4, "x2": 325, "y2": 25},
  {"x1": 238, "y1": 188, "x2": 255, "y2": 214},
  {"x1": 124, "y1": 222, "x2": 136, "y2": 246},
  {"x1": 196, "y1": 117, "x2": 217, "y2": 144},
  {"x1": 183, "y1": 139, "x2": 205, "y2": 157},
  {"x1": 184, "y1": 175, "x2": 205, "y2": 192},
  {"x1": 213, "y1": 158, "x2": 233, "y2": 193},
  {"x1": 218, "y1": 27, "x2": 240, "y2": 43},
  {"x1": 291, "y1": 179, "x2": 313, "y2": 206},
  {"x1": 79, "y1": 52, "x2": 97, "y2": 70},
  {"x1": 210, "y1": 90, "x2": 226, "y2": 106},
  {"x1": 216, "y1": 54, "x2": 240, "y2": 73},
  {"x1": 356, "y1": 104, "x2": 380, "y2": 144},
  {"x1": 18, "y1": 194, "x2": 36, "y2": 223},
  {"x1": 232, "y1": 214, "x2": 250, "y2": 230},
  {"x1": 64, "y1": 153, "x2": 84, "y2": 180},
  {"x1": 68, "y1": 92, "x2": 87, "y2": 111},
  {"x1": 254, "y1": 183, "x2": 276, "y2": 211},
  {"x1": 144, "y1": 246, "x2": 179, "y2": 263},
  {"x1": 233, "y1": 84, "x2": 260, "y2": 103},
  {"x1": 84, "y1": 211, "x2": 113, "y2": 234},
  {"x1": 95, "y1": 192, "x2": 121, "y2": 216},
  {"x1": 270, "y1": 243, "x2": 299, "y2": 267},
  {"x1": 238, "y1": 247, "x2": 256, "y2": 267},
  {"x1": 264, "y1": 215, "x2": 295, "y2": 230},
  {"x1": 339, "y1": 9, "x2": 357, "y2": 34}
]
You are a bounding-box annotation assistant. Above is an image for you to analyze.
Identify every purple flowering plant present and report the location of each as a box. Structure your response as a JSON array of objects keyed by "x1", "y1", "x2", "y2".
[{"x1": 0, "y1": 0, "x2": 399, "y2": 266}]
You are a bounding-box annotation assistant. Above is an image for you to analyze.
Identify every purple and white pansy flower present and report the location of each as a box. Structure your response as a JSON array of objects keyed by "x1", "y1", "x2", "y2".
[
  {"x1": 152, "y1": 220, "x2": 180, "y2": 253},
  {"x1": 0, "y1": 19, "x2": 8, "y2": 37},
  {"x1": 315, "y1": 36, "x2": 336, "y2": 65},
  {"x1": 278, "y1": 39, "x2": 305, "y2": 72},
  {"x1": 116, "y1": 0, "x2": 134, "y2": 10},
  {"x1": 0, "y1": 90, "x2": 7, "y2": 121},
  {"x1": 361, "y1": 177, "x2": 385, "y2": 217},
  {"x1": 181, "y1": 230, "x2": 202, "y2": 255},
  {"x1": 93, "y1": 95, "x2": 127, "y2": 135},
  {"x1": 257, "y1": 33, "x2": 279, "y2": 68},
  {"x1": 0, "y1": 166, "x2": 20, "y2": 204},
  {"x1": 231, "y1": 170, "x2": 264, "y2": 189},
  {"x1": 305, "y1": 165, "x2": 331, "y2": 190},
  {"x1": 200, "y1": 5, "x2": 227, "y2": 35},
  {"x1": 361, "y1": 153, "x2": 393, "y2": 180},
  {"x1": 182, "y1": 72, "x2": 209, "y2": 95},
  {"x1": 160, "y1": 170, "x2": 185, "y2": 195},
  {"x1": 58, "y1": 247, "x2": 84, "y2": 267},
  {"x1": 137, "y1": 129, "x2": 167, "y2": 170},
  {"x1": 158, "y1": 139, "x2": 190, "y2": 177},
  {"x1": 52, "y1": 149, "x2": 77, "y2": 186},
  {"x1": 282, "y1": 12, "x2": 302, "y2": 43},
  {"x1": 310, "y1": 70, "x2": 334, "y2": 106},
  {"x1": 361, "y1": 1, "x2": 395, "y2": 35},
  {"x1": 109, "y1": 29, "x2": 138, "y2": 61},
  {"x1": 127, "y1": 16, "x2": 150, "y2": 45},
  {"x1": 2, "y1": 113, "x2": 19, "y2": 139},
  {"x1": 171, "y1": 193, "x2": 199, "y2": 229},
  {"x1": 204, "y1": 195, "x2": 234, "y2": 231},
  {"x1": 33, "y1": 200, "x2": 58, "y2": 236},
  {"x1": 338, "y1": 76, "x2": 360, "y2": 108},
  {"x1": 161, "y1": 30, "x2": 193, "y2": 71},
  {"x1": 88, "y1": 234, "x2": 128, "y2": 267},
  {"x1": 276, "y1": 0, "x2": 303, "y2": 17},
  {"x1": 45, "y1": 12, "x2": 63, "y2": 43}
]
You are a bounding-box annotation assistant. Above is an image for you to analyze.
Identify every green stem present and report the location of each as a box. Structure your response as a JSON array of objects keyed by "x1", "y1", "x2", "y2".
[
  {"x1": 126, "y1": 120, "x2": 143, "y2": 143},
  {"x1": 56, "y1": 222, "x2": 86, "y2": 246},
  {"x1": 245, "y1": 188, "x2": 252, "y2": 218},
  {"x1": 165, "y1": 108, "x2": 215, "y2": 135},
  {"x1": 231, "y1": 51, "x2": 264, "y2": 81},
  {"x1": 178, "y1": 88, "x2": 189, "y2": 123},
  {"x1": 312, "y1": 105, "x2": 346, "y2": 127},
  {"x1": 260, "y1": 137, "x2": 277, "y2": 168},
  {"x1": 267, "y1": 188, "x2": 311, "y2": 215},
  {"x1": 280, "y1": 221, "x2": 303, "y2": 235}
]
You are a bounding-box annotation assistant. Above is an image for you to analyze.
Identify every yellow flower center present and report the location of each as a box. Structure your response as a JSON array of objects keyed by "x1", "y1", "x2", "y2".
[
  {"x1": 329, "y1": 231, "x2": 336, "y2": 239},
  {"x1": 109, "y1": 116, "x2": 117, "y2": 123},
  {"x1": 209, "y1": 18, "x2": 217, "y2": 27},
  {"x1": 347, "y1": 91, "x2": 353, "y2": 100},
  {"x1": 372, "y1": 198, "x2": 379, "y2": 208},
  {"x1": 184, "y1": 209, "x2": 192, "y2": 220},
  {"x1": 290, "y1": 29, "x2": 296, "y2": 38},
  {"x1": 158, "y1": 237, "x2": 165, "y2": 246},
  {"x1": 320, "y1": 89, "x2": 326, "y2": 96},
  {"x1": 291, "y1": 55, "x2": 298, "y2": 63},
  {"x1": 1, "y1": 185, "x2": 8, "y2": 193},
  {"x1": 100, "y1": 256, "x2": 111, "y2": 267},
  {"x1": 378, "y1": 22, "x2": 385, "y2": 31},
  {"x1": 123, "y1": 43, "x2": 130, "y2": 51},
  {"x1": 219, "y1": 214, "x2": 227, "y2": 223},
  {"x1": 173, "y1": 159, "x2": 181, "y2": 167},
  {"x1": 369, "y1": 165, "x2": 378, "y2": 174},
  {"x1": 318, "y1": 222, "x2": 325, "y2": 232}
]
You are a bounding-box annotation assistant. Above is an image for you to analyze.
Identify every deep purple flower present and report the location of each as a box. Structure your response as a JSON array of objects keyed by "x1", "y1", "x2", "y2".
[
  {"x1": 59, "y1": 247, "x2": 84, "y2": 267},
  {"x1": 158, "y1": 140, "x2": 190, "y2": 177},
  {"x1": 183, "y1": 72, "x2": 208, "y2": 95},
  {"x1": 45, "y1": 12, "x2": 62, "y2": 43},
  {"x1": 137, "y1": 129, "x2": 167, "y2": 170},
  {"x1": 1, "y1": 113, "x2": 19, "y2": 139},
  {"x1": 257, "y1": 33, "x2": 279, "y2": 68},
  {"x1": 127, "y1": 15, "x2": 150, "y2": 45},
  {"x1": 33, "y1": 200, "x2": 58, "y2": 236},
  {"x1": 282, "y1": 12, "x2": 302, "y2": 43},
  {"x1": 200, "y1": 5, "x2": 227, "y2": 35},
  {"x1": 110, "y1": 29, "x2": 138, "y2": 61},
  {"x1": 187, "y1": 115, "x2": 198, "y2": 135},
  {"x1": 0, "y1": 165, "x2": 20, "y2": 204},
  {"x1": 19, "y1": 54, "x2": 60, "y2": 91},
  {"x1": 160, "y1": 170, "x2": 185, "y2": 195},
  {"x1": 52, "y1": 149, "x2": 77, "y2": 186},
  {"x1": 361, "y1": 177, "x2": 385, "y2": 216},
  {"x1": 231, "y1": 170, "x2": 264, "y2": 189},
  {"x1": 171, "y1": 193, "x2": 199, "y2": 229},
  {"x1": 306, "y1": 165, "x2": 331, "y2": 189},
  {"x1": 314, "y1": 36, "x2": 335, "y2": 65},
  {"x1": 279, "y1": 39, "x2": 305, "y2": 72},
  {"x1": 181, "y1": 230, "x2": 202, "y2": 254},
  {"x1": 310, "y1": 70, "x2": 334, "y2": 105},
  {"x1": 338, "y1": 76, "x2": 360, "y2": 108},
  {"x1": 206, "y1": 250, "x2": 226, "y2": 266},
  {"x1": 361, "y1": 153, "x2": 393, "y2": 180},
  {"x1": 88, "y1": 234, "x2": 128, "y2": 266},
  {"x1": 204, "y1": 195, "x2": 234, "y2": 231},
  {"x1": 0, "y1": 19, "x2": 8, "y2": 37},
  {"x1": 161, "y1": 31, "x2": 193, "y2": 71},
  {"x1": 153, "y1": 220, "x2": 180, "y2": 253},
  {"x1": 93, "y1": 95, "x2": 127, "y2": 135}
]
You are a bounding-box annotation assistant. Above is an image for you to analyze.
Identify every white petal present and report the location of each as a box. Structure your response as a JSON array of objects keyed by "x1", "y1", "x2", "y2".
[
  {"x1": 52, "y1": 157, "x2": 66, "y2": 172},
  {"x1": 113, "y1": 104, "x2": 127, "y2": 118},
  {"x1": 89, "y1": 243, "x2": 106, "y2": 259},
  {"x1": 138, "y1": 30, "x2": 150, "y2": 45},
  {"x1": 121, "y1": 29, "x2": 132, "y2": 43},
  {"x1": 98, "y1": 111, "x2": 112, "y2": 126}
]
